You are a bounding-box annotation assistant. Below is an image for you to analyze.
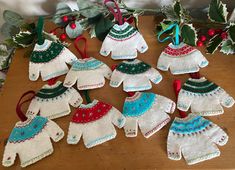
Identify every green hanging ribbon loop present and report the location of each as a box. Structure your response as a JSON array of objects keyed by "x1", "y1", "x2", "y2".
[
  {"x1": 83, "y1": 90, "x2": 92, "y2": 104},
  {"x1": 157, "y1": 23, "x2": 180, "y2": 46},
  {"x1": 37, "y1": 16, "x2": 45, "y2": 45}
]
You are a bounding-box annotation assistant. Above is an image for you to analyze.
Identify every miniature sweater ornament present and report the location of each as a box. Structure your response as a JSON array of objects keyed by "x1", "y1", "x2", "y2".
[
  {"x1": 27, "y1": 81, "x2": 83, "y2": 119},
  {"x1": 157, "y1": 23, "x2": 208, "y2": 75},
  {"x1": 100, "y1": 0, "x2": 148, "y2": 60},
  {"x1": 123, "y1": 92, "x2": 175, "y2": 138},
  {"x1": 64, "y1": 36, "x2": 112, "y2": 90},
  {"x1": 67, "y1": 99, "x2": 126, "y2": 148},
  {"x1": 110, "y1": 59, "x2": 162, "y2": 92},
  {"x1": 2, "y1": 91, "x2": 64, "y2": 168},
  {"x1": 177, "y1": 77, "x2": 234, "y2": 116}
]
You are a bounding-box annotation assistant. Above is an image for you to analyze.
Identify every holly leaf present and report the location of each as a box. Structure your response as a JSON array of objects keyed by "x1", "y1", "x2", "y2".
[
  {"x1": 181, "y1": 24, "x2": 198, "y2": 46},
  {"x1": 3, "y1": 10, "x2": 24, "y2": 27},
  {"x1": 65, "y1": 21, "x2": 83, "y2": 39},
  {"x1": 0, "y1": 44, "x2": 8, "y2": 56},
  {"x1": 173, "y1": 0, "x2": 181, "y2": 18},
  {"x1": 53, "y1": 2, "x2": 72, "y2": 25},
  {"x1": 208, "y1": 0, "x2": 228, "y2": 23},
  {"x1": 228, "y1": 23, "x2": 235, "y2": 43},
  {"x1": 12, "y1": 31, "x2": 35, "y2": 48},
  {"x1": 161, "y1": 5, "x2": 179, "y2": 21},
  {"x1": 95, "y1": 15, "x2": 114, "y2": 41},
  {"x1": 206, "y1": 34, "x2": 223, "y2": 54},
  {"x1": 77, "y1": 0, "x2": 102, "y2": 18},
  {"x1": 89, "y1": 25, "x2": 96, "y2": 38},
  {"x1": 1, "y1": 22, "x2": 20, "y2": 38},
  {"x1": 220, "y1": 39, "x2": 235, "y2": 55}
]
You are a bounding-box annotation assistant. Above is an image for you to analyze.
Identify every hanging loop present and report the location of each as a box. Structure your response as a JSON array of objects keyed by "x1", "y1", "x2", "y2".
[
  {"x1": 37, "y1": 16, "x2": 45, "y2": 45},
  {"x1": 158, "y1": 23, "x2": 180, "y2": 46},
  {"x1": 83, "y1": 90, "x2": 92, "y2": 104},
  {"x1": 16, "y1": 91, "x2": 36, "y2": 122},
  {"x1": 74, "y1": 35, "x2": 89, "y2": 59},
  {"x1": 189, "y1": 72, "x2": 201, "y2": 79},
  {"x1": 104, "y1": 0, "x2": 123, "y2": 25}
]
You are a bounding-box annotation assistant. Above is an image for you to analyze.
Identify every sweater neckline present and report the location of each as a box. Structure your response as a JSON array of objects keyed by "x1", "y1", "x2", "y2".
[
  {"x1": 34, "y1": 39, "x2": 51, "y2": 51},
  {"x1": 123, "y1": 59, "x2": 141, "y2": 65},
  {"x1": 77, "y1": 57, "x2": 94, "y2": 63},
  {"x1": 80, "y1": 100, "x2": 99, "y2": 109},
  {"x1": 168, "y1": 42, "x2": 186, "y2": 49},
  {"x1": 126, "y1": 92, "x2": 142, "y2": 101},
  {"x1": 113, "y1": 22, "x2": 129, "y2": 30},
  {"x1": 174, "y1": 113, "x2": 197, "y2": 122},
  {"x1": 188, "y1": 77, "x2": 207, "y2": 82},
  {"x1": 16, "y1": 116, "x2": 33, "y2": 127},
  {"x1": 42, "y1": 81, "x2": 62, "y2": 89}
]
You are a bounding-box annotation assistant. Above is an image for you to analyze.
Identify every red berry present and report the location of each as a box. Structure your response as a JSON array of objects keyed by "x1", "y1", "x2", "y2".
[
  {"x1": 62, "y1": 16, "x2": 69, "y2": 22},
  {"x1": 60, "y1": 33, "x2": 67, "y2": 41},
  {"x1": 197, "y1": 41, "x2": 203, "y2": 47},
  {"x1": 49, "y1": 30, "x2": 56, "y2": 35},
  {"x1": 221, "y1": 32, "x2": 228, "y2": 40},
  {"x1": 199, "y1": 35, "x2": 207, "y2": 42},
  {"x1": 70, "y1": 23, "x2": 76, "y2": 29},
  {"x1": 208, "y1": 29, "x2": 215, "y2": 37},
  {"x1": 215, "y1": 29, "x2": 222, "y2": 34}
]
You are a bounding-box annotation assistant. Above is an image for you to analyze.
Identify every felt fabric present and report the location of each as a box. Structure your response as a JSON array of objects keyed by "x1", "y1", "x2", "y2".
[
  {"x1": 177, "y1": 77, "x2": 234, "y2": 116},
  {"x1": 67, "y1": 100, "x2": 125, "y2": 148},
  {"x1": 2, "y1": 116, "x2": 64, "y2": 167},
  {"x1": 167, "y1": 113, "x2": 228, "y2": 165},
  {"x1": 123, "y1": 92, "x2": 175, "y2": 138},
  {"x1": 110, "y1": 59, "x2": 162, "y2": 92},
  {"x1": 63, "y1": 57, "x2": 112, "y2": 90},
  {"x1": 29, "y1": 39, "x2": 77, "y2": 81},
  {"x1": 100, "y1": 22, "x2": 148, "y2": 60},
  {"x1": 27, "y1": 81, "x2": 83, "y2": 119},
  {"x1": 157, "y1": 42, "x2": 209, "y2": 75}
]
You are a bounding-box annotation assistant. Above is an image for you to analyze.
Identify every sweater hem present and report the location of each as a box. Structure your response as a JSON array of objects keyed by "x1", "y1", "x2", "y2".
[
  {"x1": 111, "y1": 55, "x2": 137, "y2": 60},
  {"x1": 187, "y1": 151, "x2": 220, "y2": 165},
  {"x1": 193, "y1": 110, "x2": 224, "y2": 116},
  {"x1": 124, "y1": 85, "x2": 152, "y2": 92},
  {"x1": 21, "y1": 148, "x2": 53, "y2": 167},
  {"x1": 171, "y1": 67, "x2": 199, "y2": 75},
  {"x1": 45, "y1": 110, "x2": 71, "y2": 119},
  {"x1": 85, "y1": 133, "x2": 116, "y2": 148},
  {"x1": 42, "y1": 69, "x2": 68, "y2": 81},
  {"x1": 77, "y1": 82, "x2": 105, "y2": 90}
]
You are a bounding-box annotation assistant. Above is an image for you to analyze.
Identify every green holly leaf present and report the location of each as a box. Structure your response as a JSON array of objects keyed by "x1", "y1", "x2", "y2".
[
  {"x1": 161, "y1": 5, "x2": 179, "y2": 21},
  {"x1": 77, "y1": 0, "x2": 102, "y2": 18},
  {"x1": 228, "y1": 23, "x2": 235, "y2": 43},
  {"x1": 65, "y1": 21, "x2": 83, "y2": 39},
  {"x1": 206, "y1": 34, "x2": 223, "y2": 54},
  {"x1": 3, "y1": 10, "x2": 24, "y2": 27},
  {"x1": 181, "y1": 24, "x2": 198, "y2": 46},
  {"x1": 208, "y1": 0, "x2": 228, "y2": 23},
  {"x1": 0, "y1": 44, "x2": 8, "y2": 56},
  {"x1": 89, "y1": 25, "x2": 96, "y2": 38},
  {"x1": 12, "y1": 31, "x2": 35, "y2": 48},
  {"x1": 95, "y1": 14, "x2": 114, "y2": 41},
  {"x1": 53, "y1": 2, "x2": 72, "y2": 25},
  {"x1": 220, "y1": 39, "x2": 235, "y2": 55},
  {"x1": 173, "y1": 0, "x2": 181, "y2": 18},
  {"x1": 0, "y1": 22, "x2": 20, "y2": 38}
]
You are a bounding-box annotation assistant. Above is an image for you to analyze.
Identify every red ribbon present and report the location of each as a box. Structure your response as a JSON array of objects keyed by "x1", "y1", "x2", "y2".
[
  {"x1": 74, "y1": 35, "x2": 89, "y2": 59},
  {"x1": 16, "y1": 91, "x2": 36, "y2": 122},
  {"x1": 104, "y1": 0, "x2": 123, "y2": 25},
  {"x1": 189, "y1": 72, "x2": 201, "y2": 79}
]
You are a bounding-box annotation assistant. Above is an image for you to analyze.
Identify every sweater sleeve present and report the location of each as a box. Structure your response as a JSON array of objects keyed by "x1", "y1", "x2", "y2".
[
  {"x1": 2, "y1": 142, "x2": 17, "y2": 167},
  {"x1": 124, "y1": 117, "x2": 138, "y2": 137},
  {"x1": 156, "y1": 95, "x2": 176, "y2": 114},
  {"x1": 145, "y1": 68, "x2": 162, "y2": 84},
  {"x1": 177, "y1": 90, "x2": 193, "y2": 112},
  {"x1": 157, "y1": 54, "x2": 171, "y2": 71},
  {"x1": 195, "y1": 50, "x2": 209, "y2": 68},
  {"x1": 100, "y1": 37, "x2": 113, "y2": 57},
  {"x1": 219, "y1": 90, "x2": 235, "y2": 108},
  {"x1": 136, "y1": 34, "x2": 148, "y2": 53},
  {"x1": 167, "y1": 132, "x2": 182, "y2": 160},
  {"x1": 63, "y1": 69, "x2": 78, "y2": 87},
  {"x1": 110, "y1": 70, "x2": 125, "y2": 87},
  {"x1": 26, "y1": 98, "x2": 41, "y2": 116},
  {"x1": 67, "y1": 122, "x2": 83, "y2": 144},
  {"x1": 61, "y1": 47, "x2": 78, "y2": 65},
  {"x1": 67, "y1": 87, "x2": 83, "y2": 107},
  {"x1": 44, "y1": 119, "x2": 64, "y2": 142},
  {"x1": 29, "y1": 62, "x2": 41, "y2": 81},
  {"x1": 99, "y1": 64, "x2": 112, "y2": 80},
  {"x1": 109, "y1": 107, "x2": 126, "y2": 128},
  {"x1": 203, "y1": 120, "x2": 228, "y2": 146}
]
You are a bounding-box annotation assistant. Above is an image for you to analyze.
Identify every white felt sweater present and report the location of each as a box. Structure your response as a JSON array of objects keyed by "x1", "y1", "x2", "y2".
[
  {"x1": 167, "y1": 113, "x2": 228, "y2": 165},
  {"x1": 67, "y1": 100, "x2": 125, "y2": 148},
  {"x1": 110, "y1": 59, "x2": 162, "y2": 92},
  {"x1": 63, "y1": 57, "x2": 112, "y2": 90},
  {"x1": 177, "y1": 77, "x2": 234, "y2": 116},
  {"x1": 123, "y1": 92, "x2": 175, "y2": 138},
  {"x1": 157, "y1": 42, "x2": 209, "y2": 75},
  {"x1": 2, "y1": 116, "x2": 64, "y2": 167},
  {"x1": 27, "y1": 81, "x2": 83, "y2": 119},
  {"x1": 100, "y1": 22, "x2": 148, "y2": 60},
  {"x1": 29, "y1": 39, "x2": 78, "y2": 81}
]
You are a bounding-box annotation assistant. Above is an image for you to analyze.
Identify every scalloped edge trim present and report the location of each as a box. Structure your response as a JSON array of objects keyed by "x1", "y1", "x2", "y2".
[
  {"x1": 187, "y1": 151, "x2": 220, "y2": 165},
  {"x1": 85, "y1": 133, "x2": 116, "y2": 148},
  {"x1": 192, "y1": 110, "x2": 224, "y2": 116}
]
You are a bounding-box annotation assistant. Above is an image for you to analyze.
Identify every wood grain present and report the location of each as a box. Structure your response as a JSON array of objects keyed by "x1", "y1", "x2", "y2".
[{"x1": 0, "y1": 16, "x2": 235, "y2": 170}]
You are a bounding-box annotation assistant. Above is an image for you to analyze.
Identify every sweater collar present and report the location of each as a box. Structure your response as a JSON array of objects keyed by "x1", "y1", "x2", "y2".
[{"x1": 113, "y1": 22, "x2": 129, "y2": 31}]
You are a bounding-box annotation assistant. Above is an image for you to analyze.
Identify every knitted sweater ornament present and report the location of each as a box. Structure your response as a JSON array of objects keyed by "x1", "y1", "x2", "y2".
[
  {"x1": 27, "y1": 81, "x2": 83, "y2": 119},
  {"x1": 67, "y1": 99, "x2": 126, "y2": 148},
  {"x1": 167, "y1": 113, "x2": 228, "y2": 165},
  {"x1": 2, "y1": 115, "x2": 64, "y2": 167},
  {"x1": 100, "y1": 0, "x2": 148, "y2": 60},
  {"x1": 29, "y1": 39, "x2": 77, "y2": 81},
  {"x1": 177, "y1": 77, "x2": 234, "y2": 116},
  {"x1": 123, "y1": 92, "x2": 175, "y2": 138},
  {"x1": 110, "y1": 59, "x2": 162, "y2": 92}
]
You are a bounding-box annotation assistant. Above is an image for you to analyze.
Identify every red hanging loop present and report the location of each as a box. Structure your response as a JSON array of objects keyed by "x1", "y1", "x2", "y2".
[
  {"x1": 47, "y1": 77, "x2": 59, "y2": 85},
  {"x1": 104, "y1": 0, "x2": 123, "y2": 25},
  {"x1": 16, "y1": 91, "x2": 36, "y2": 122},
  {"x1": 189, "y1": 72, "x2": 201, "y2": 79},
  {"x1": 173, "y1": 80, "x2": 187, "y2": 118},
  {"x1": 74, "y1": 35, "x2": 89, "y2": 59}
]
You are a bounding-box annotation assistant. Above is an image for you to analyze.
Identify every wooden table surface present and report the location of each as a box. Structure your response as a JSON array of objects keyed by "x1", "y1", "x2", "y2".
[{"x1": 0, "y1": 16, "x2": 235, "y2": 170}]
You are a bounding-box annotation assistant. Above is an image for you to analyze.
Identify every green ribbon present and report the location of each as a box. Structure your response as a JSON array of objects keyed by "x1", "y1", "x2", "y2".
[
  {"x1": 37, "y1": 16, "x2": 45, "y2": 45},
  {"x1": 83, "y1": 90, "x2": 92, "y2": 104}
]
